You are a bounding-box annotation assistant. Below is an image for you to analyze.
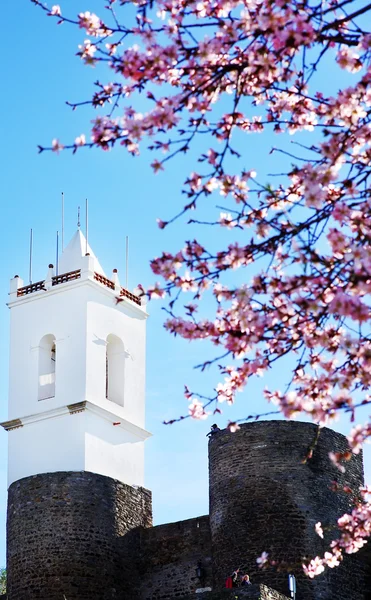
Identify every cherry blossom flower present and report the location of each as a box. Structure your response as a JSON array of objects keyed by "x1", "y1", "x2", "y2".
[
  {"x1": 51, "y1": 139, "x2": 64, "y2": 153},
  {"x1": 151, "y1": 160, "x2": 164, "y2": 173},
  {"x1": 78, "y1": 11, "x2": 111, "y2": 37},
  {"x1": 49, "y1": 5, "x2": 61, "y2": 16},
  {"x1": 74, "y1": 134, "x2": 86, "y2": 147},
  {"x1": 303, "y1": 557, "x2": 325, "y2": 578},
  {"x1": 315, "y1": 522, "x2": 324, "y2": 539},
  {"x1": 188, "y1": 399, "x2": 208, "y2": 420},
  {"x1": 304, "y1": 487, "x2": 371, "y2": 576},
  {"x1": 78, "y1": 40, "x2": 97, "y2": 65},
  {"x1": 256, "y1": 552, "x2": 269, "y2": 567}
]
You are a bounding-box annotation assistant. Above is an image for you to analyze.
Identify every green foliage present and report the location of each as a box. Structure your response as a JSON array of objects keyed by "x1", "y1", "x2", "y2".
[{"x1": 0, "y1": 568, "x2": 6, "y2": 594}]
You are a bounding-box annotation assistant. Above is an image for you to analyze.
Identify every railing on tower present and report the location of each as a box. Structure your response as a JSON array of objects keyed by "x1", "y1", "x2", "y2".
[
  {"x1": 52, "y1": 269, "x2": 81, "y2": 286},
  {"x1": 16, "y1": 270, "x2": 82, "y2": 297},
  {"x1": 93, "y1": 272, "x2": 115, "y2": 290},
  {"x1": 119, "y1": 287, "x2": 141, "y2": 306},
  {"x1": 17, "y1": 280, "x2": 46, "y2": 297},
  {"x1": 16, "y1": 268, "x2": 142, "y2": 306},
  {"x1": 93, "y1": 271, "x2": 142, "y2": 306}
]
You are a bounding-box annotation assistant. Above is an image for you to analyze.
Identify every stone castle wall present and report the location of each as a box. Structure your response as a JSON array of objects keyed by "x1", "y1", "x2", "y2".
[
  {"x1": 139, "y1": 515, "x2": 212, "y2": 600},
  {"x1": 208, "y1": 421, "x2": 365, "y2": 600},
  {"x1": 7, "y1": 472, "x2": 152, "y2": 600},
  {"x1": 5, "y1": 422, "x2": 371, "y2": 600}
]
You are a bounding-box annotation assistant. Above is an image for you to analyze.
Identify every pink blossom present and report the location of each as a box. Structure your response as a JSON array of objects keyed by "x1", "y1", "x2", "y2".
[
  {"x1": 91, "y1": 116, "x2": 121, "y2": 149},
  {"x1": 315, "y1": 522, "x2": 324, "y2": 539},
  {"x1": 207, "y1": 149, "x2": 218, "y2": 165},
  {"x1": 336, "y1": 47, "x2": 362, "y2": 72},
  {"x1": 74, "y1": 134, "x2": 86, "y2": 147},
  {"x1": 187, "y1": 172, "x2": 202, "y2": 192},
  {"x1": 49, "y1": 5, "x2": 61, "y2": 16},
  {"x1": 188, "y1": 398, "x2": 208, "y2": 420},
  {"x1": 52, "y1": 139, "x2": 64, "y2": 153},
  {"x1": 324, "y1": 552, "x2": 341, "y2": 569},
  {"x1": 78, "y1": 40, "x2": 97, "y2": 65},
  {"x1": 219, "y1": 212, "x2": 235, "y2": 228},
  {"x1": 78, "y1": 11, "x2": 111, "y2": 37},
  {"x1": 348, "y1": 424, "x2": 371, "y2": 454},
  {"x1": 147, "y1": 284, "x2": 166, "y2": 299},
  {"x1": 151, "y1": 160, "x2": 164, "y2": 173},
  {"x1": 256, "y1": 552, "x2": 269, "y2": 567},
  {"x1": 328, "y1": 291, "x2": 369, "y2": 323},
  {"x1": 303, "y1": 557, "x2": 325, "y2": 578},
  {"x1": 332, "y1": 202, "x2": 350, "y2": 223}
]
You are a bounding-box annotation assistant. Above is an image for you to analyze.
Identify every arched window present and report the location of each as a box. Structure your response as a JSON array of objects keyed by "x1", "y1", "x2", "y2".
[
  {"x1": 38, "y1": 334, "x2": 56, "y2": 400},
  {"x1": 106, "y1": 334, "x2": 125, "y2": 406}
]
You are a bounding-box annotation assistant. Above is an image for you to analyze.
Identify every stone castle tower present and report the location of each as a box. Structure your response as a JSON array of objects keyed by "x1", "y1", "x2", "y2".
[
  {"x1": 208, "y1": 422, "x2": 368, "y2": 600},
  {"x1": 1, "y1": 230, "x2": 370, "y2": 600}
]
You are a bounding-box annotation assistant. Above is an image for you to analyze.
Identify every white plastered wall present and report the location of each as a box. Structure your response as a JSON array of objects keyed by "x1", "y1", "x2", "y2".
[
  {"x1": 7, "y1": 411, "x2": 145, "y2": 487},
  {"x1": 8, "y1": 284, "x2": 88, "y2": 421},
  {"x1": 6, "y1": 276, "x2": 149, "y2": 488},
  {"x1": 84, "y1": 411, "x2": 145, "y2": 486},
  {"x1": 85, "y1": 290, "x2": 147, "y2": 430},
  {"x1": 7, "y1": 413, "x2": 85, "y2": 485}
]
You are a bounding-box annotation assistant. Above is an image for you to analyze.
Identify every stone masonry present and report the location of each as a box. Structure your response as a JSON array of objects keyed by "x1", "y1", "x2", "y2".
[
  {"x1": 208, "y1": 421, "x2": 366, "y2": 600},
  {"x1": 7, "y1": 472, "x2": 152, "y2": 600},
  {"x1": 6, "y1": 421, "x2": 371, "y2": 600},
  {"x1": 139, "y1": 516, "x2": 213, "y2": 599}
]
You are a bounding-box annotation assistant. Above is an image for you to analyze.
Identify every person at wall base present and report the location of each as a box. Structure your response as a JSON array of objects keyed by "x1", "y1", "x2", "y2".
[
  {"x1": 225, "y1": 568, "x2": 240, "y2": 588},
  {"x1": 241, "y1": 574, "x2": 252, "y2": 586},
  {"x1": 225, "y1": 576, "x2": 233, "y2": 589},
  {"x1": 231, "y1": 568, "x2": 240, "y2": 587}
]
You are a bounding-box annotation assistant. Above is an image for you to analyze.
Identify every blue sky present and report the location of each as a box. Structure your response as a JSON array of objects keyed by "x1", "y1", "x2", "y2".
[{"x1": 0, "y1": 0, "x2": 370, "y2": 568}]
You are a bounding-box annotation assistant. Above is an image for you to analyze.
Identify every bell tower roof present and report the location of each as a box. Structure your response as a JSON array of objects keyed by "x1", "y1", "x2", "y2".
[{"x1": 59, "y1": 230, "x2": 106, "y2": 276}]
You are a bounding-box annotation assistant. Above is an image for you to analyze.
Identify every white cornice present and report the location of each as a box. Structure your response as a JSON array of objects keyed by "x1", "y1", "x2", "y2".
[
  {"x1": 86, "y1": 403, "x2": 151, "y2": 440},
  {"x1": 0, "y1": 400, "x2": 152, "y2": 441}
]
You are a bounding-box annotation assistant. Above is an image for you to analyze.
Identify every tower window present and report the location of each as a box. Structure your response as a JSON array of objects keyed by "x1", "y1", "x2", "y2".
[
  {"x1": 105, "y1": 334, "x2": 125, "y2": 406},
  {"x1": 38, "y1": 334, "x2": 56, "y2": 400}
]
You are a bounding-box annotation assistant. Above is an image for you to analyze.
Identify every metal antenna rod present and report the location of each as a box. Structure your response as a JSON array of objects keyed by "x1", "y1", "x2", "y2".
[
  {"x1": 61, "y1": 192, "x2": 64, "y2": 252},
  {"x1": 77, "y1": 206, "x2": 81, "y2": 229},
  {"x1": 29, "y1": 228, "x2": 33, "y2": 284},
  {"x1": 125, "y1": 236, "x2": 129, "y2": 289},
  {"x1": 56, "y1": 231, "x2": 59, "y2": 276},
  {"x1": 85, "y1": 198, "x2": 89, "y2": 255}
]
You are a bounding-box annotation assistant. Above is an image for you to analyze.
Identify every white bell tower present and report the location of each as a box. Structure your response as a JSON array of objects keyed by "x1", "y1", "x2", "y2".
[{"x1": 2, "y1": 229, "x2": 151, "y2": 487}]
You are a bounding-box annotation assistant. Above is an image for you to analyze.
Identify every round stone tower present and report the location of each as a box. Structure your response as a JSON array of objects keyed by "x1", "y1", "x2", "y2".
[
  {"x1": 7, "y1": 472, "x2": 152, "y2": 600},
  {"x1": 209, "y1": 421, "x2": 366, "y2": 600}
]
